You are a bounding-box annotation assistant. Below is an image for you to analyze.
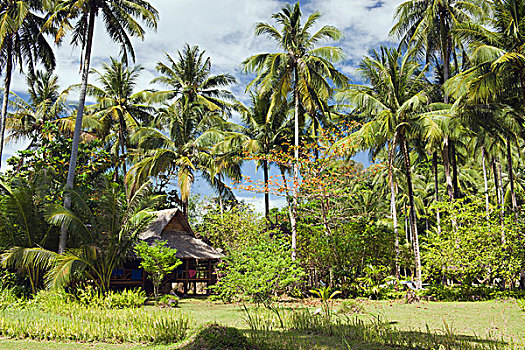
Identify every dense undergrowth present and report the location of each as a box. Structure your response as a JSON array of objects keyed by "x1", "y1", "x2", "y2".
[{"x1": 0, "y1": 288, "x2": 189, "y2": 344}]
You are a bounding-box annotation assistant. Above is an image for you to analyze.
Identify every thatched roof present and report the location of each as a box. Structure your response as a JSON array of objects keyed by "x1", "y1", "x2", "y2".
[{"x1": 139, "y1": 209, "x2": 223, "y2": 260}]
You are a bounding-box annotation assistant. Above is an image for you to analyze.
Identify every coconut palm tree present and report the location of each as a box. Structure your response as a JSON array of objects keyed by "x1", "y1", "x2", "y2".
[
  {"x1": 391, "y1": 0, "x2": 487, "y2": 202},
  {"x1": 336, "y1": 47, "x2": 430, "y2": 289},
  {"x1": 7, "y1": 69, "x2": 69, "y2": 147},
  {"x1": 221, "y1": 90, "x2": 292, "y2": 219},
  {"x1": 2, "y1": 180, "x2": 158, "y2": 294},
  {"x1": 243, "y1": 1, "x2": 348, "y2": 259},
  {"x1": 48, "y1": 0, "x2": 158, "y2": 253},
  {"x1": 127, "y1": 98, "x2": 239, "y2": 218},
  {"x1": 149, "y1": 44, "x2": 236, "y2": 110},
  {"x1": 126, "y1": 45, "x2": 238, "y2": 218},
  {"x1": 0, "y1": 0, "x2": 57, "y2": 168},
  {"x1": 83, "y1": 57, "x2": 153, "y2": 180}
]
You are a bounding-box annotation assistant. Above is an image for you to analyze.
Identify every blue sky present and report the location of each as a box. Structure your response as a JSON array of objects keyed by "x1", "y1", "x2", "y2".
[{"x1": 3, "y1": 0, "x2": 402, "y2": 212}]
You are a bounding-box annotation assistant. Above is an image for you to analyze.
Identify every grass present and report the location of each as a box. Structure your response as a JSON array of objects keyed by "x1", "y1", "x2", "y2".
[{"x1": 1, "y1": 298, "x2": 524, "y2": 349}]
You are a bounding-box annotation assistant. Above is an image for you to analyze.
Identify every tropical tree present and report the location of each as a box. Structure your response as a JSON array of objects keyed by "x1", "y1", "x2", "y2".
[
  {"x1": 446, "y1": 0, "x2": 525, "y2": 215},
  {"x1": 3, "y1": 181, "x2": 158, "y2": 294},
  {"x1": 243, "y1": 1, "x2": 348, "y2": 259},
  {"x1": 127, "y1": 45, "x2": 239, "y2": 218},
  {"x1": 336, "y1": 47, "x2": 430, "y2": 289},
  {"x1": 149, "y1": 44, "x2": 236, "y2": 109},
  {"x1": 224, "y1": 90, "x2": 291, "y2": 219},
  {"x1": 127, "y1": 98, "x2": 239, "y2": 218},
  {"x1": 391, "y1": 0, "x2": 487, "y2": 202},
  {"x1": 0, "y1": 0, "x2": 56, "y2": 168},
  {"x1": 84, "y1": 57, "x2": 153, "y2": 180},
  {"x1": 48, "y1": 0, "x2": 159, "y2": 253},
  {"x1": 0, "y1": 176, "x2": 58, "y2": 294},
  {"x1": 7, "y1": 70, "x2": 68, "y2": 148}
]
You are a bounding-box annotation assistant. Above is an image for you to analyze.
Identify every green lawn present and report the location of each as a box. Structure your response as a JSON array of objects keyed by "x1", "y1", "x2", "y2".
[{"x1": 1, "y1": 299, "x2": 524, "y2": 349}]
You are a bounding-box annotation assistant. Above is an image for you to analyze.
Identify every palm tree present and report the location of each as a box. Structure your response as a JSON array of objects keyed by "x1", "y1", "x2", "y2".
[
  {"x1": 391, "y1": 0, "x2": 487, "y2": 202},
  {"x1": 7, "y1": 70, "x2": 68, "y2": 148},
  {"x1": 84, "y1": 57, "x2": 153, "y2": 180},
  {"x1": 0, "y1": 0, "x2": 57, "y2": 168},
  {"x1": 224, "y1": 90, "x2": 291, "y2": 219},
  {"x1": 0, "y1": 176, "x2": 58, "y2": 294},
  {"x1": 243, "y1": 2, "x2": 348, "y2": 259},
  {"x1": 336, "y1": 47, "x2": 430, "y2": 289},
  {"x1": 48, "y1": 0, "x2": 158, "y2": 253},
  {"x1": 446, "y1": 0, "x2": 525, "y2": 215},
  {"x1": 149, "y1": 44, "x2": 236, "y2": 109},
  {"x1": 3, "y1": 181, "x2": 158, "y2": 293},
  {"x1": 127, "y1": 45, "x2": 238, "y2": 218},
  {"x1": 128, "y1": 99, "x2": 239, "y2": 218}
]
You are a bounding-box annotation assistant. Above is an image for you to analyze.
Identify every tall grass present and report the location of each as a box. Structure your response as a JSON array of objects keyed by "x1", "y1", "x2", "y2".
[
  {"x1": 241, "y1": 305, "x2": 517, "y2": 350},
  {"x1": 0, "y1": 290, "x2": 190, "y2": 344}
]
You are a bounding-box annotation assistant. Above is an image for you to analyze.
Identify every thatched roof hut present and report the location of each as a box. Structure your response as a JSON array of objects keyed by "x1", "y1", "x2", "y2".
[{"x1": 139, "y1": 209, "x2": 223, "y2": 260}]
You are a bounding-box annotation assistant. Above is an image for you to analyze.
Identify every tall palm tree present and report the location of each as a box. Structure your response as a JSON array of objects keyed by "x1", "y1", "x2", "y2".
[
  {"x1": 243, "y1": 2, "x2": 348, "y2": 259},
  {"x1": 227, "y1": 90, "x2": 292, "y2": 219},
  {"x1": 127, "y1": 45, "x2": 238, "y2": 218},
  {"x1": 336, "y1": 47, "x2": 430, "y2": 289},
  {"x1": 446, "y1": 0, "x2": 525, "y2": 215},
  {"x1": 0, "y1": 0, "x2": 56, "y2": 168},
  {"x1": 7, "y1": 69, "x2": 68, "y2": 147},
  {"x1": 84, "y1": 57, "x2": 153, "y2": 180},
  {"x1": 149, "y1": 44, "x2": 236, "y2": 109},
  {"x1": 48, "y1": 0, "x2": 158, "y2": 253},
  {"x1": 127, "y1": 99, "x2": 239, "y2": 218},
  {"x1": 391, "y1": 0, "x2": 487, "y2": 202}
]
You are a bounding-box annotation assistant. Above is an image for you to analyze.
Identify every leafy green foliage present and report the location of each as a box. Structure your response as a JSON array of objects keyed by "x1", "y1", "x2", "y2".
[
  {"x1": 424, "y1": 198, "x2": 525, "y2": 287},
  {"x1": 134, "y1": 240, "x2": 182, "y2": 299},
  {"x1": 0, "y1": 290, "x2": 189, "y2": 344},
  {"x1": 75, "y1": 285, "x2": 147, "y2": 309},
  {"x1": 214, "y1": 235, "x2": 304, "y2": 304}
]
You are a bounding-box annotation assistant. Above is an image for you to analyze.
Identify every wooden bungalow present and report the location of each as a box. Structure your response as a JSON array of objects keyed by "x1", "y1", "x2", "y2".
[{"x1": 110, "y1": 209, "x2": 223, "y2": 295}]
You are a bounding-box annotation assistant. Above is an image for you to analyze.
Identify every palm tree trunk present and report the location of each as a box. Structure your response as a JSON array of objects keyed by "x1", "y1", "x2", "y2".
[
  {"x1": 280, "y1": 166, "x2": 297, "y2": 256},
  {"x1": 388, "y1": 139, "x2": 400, "y2": 280},
  {"x1": 451, "y1": 142, "x2": 460, "y2": 198},
  {"x1": 481, "y1": 146, "x2": 490, "y2": 223},
  {"x1": 263, "y1": 158, "x2": 270, "y2": 219},
  {"x1": 433, "y1": 152, "x2": 441, "y2": 234},
  {"x1": 497, "y1": 158, "x2": 506, "y2": 244},
  {"x1": 400, "y1": 135, "x2": 422, "y2": 289},
  {"x1": 506, "y1": 139, "x2": 517, "y2": 217},
  {"x1": 291, "y1": 67, "x2": 300, "y2": 261},
  {"x1": 58, "y1": 10, "x2": 96, "y2": 254},
  {"x1": 493, "y1": 158, "x2": 505, "y2": 236},
  {"x1": 0, "y1": 42, "x2": 13, "y2": 170},
  {"x1": 442, "y1": 136, "x2": 454, "y2": 201}
]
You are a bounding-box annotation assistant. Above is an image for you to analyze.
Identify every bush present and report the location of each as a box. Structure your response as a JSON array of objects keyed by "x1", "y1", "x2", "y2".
[
  {"x1": 419, "y1": 284, "x2": 525, "y2": 302},
  {"x1": 214, "y1": 235, "x2": 304, "y2": 304},
  {"x1": 156, "y1": 294, "x2": 179, "y2": 308},
  {"x1": 75, "y1": 286, "x2": 147, "y2": 309},
  {"x1": 185, "y1": 323, "x2": 251, "y2": 350},
  {"x1": 0, "y1": 287, "x2": 25, "y2": 309}
]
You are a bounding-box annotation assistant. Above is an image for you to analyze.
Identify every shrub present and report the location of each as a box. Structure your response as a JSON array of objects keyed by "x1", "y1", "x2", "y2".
[
  {"x1": 135, "y1": 240, "x2": 182, "y2": 299},
  {"x1": 156, "y1": 294, "x2": 179, "y2": 308},
  {"x1": 214, "y1": 235, "x2": 304, "y2": 304},
  {"x1": 185, "y1": 323, "x2": 251, "y2": 350},
  {"x1": 103, "y1": 289, "x2": 147, "y2": 309},
  {"x1": 0, "y1": 287, "x2": 25, "y2": 310},
  {"x1": 75, "y1": 286, "x2": 147, "y2": 308}
]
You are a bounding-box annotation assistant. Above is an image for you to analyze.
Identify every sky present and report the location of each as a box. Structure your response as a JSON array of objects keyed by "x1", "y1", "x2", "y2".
[{"x1": 3, "y1": 0, "x2": 404, "y2": 212}]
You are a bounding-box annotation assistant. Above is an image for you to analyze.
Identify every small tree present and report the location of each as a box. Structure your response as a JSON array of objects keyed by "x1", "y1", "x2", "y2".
[{"x1": 134, "y1": 241, "x2": 182, "y2": 299}]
